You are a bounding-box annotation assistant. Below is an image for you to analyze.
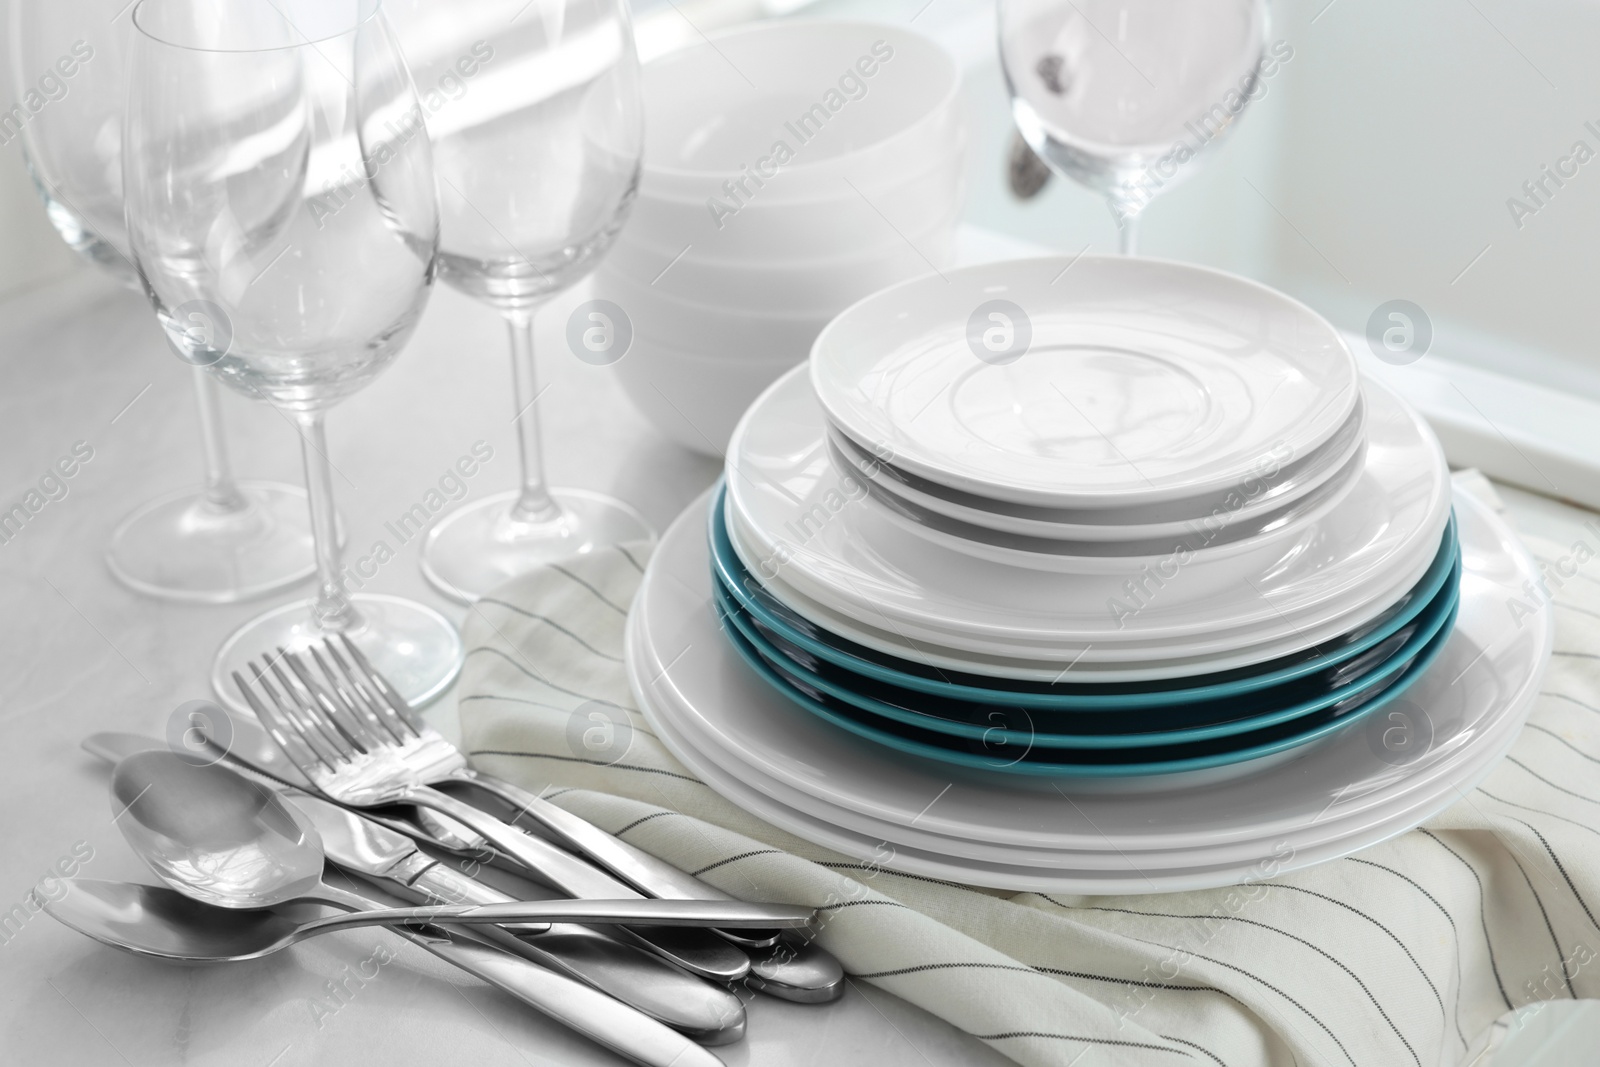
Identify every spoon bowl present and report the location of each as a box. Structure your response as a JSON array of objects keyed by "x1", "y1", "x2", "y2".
[
  {"x1": 44, "y1": 878, "x2": 327, "y2": 963},
  {"x1": 112, "y1": 749, "x2": 327, "y2": 909}
]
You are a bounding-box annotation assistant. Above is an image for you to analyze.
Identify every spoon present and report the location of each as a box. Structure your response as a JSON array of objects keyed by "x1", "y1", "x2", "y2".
[
  {"x1": 110, "y1": 750, "x2": 814, "y2": 932},
  {"x1": 42, "y1": 880, "x2": 728, "y2": 1067},
  {"x1": 44, "y1": 878, "x2": 796, "y2": 962}
]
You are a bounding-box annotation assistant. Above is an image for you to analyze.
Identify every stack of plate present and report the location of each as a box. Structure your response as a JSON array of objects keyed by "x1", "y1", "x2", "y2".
[
  {"x1": 603, "y1": 21, "x2": 966, "y2": 454},
  {"x1": 626, "y1": 256, "x2": 1553, "y2": 891}
]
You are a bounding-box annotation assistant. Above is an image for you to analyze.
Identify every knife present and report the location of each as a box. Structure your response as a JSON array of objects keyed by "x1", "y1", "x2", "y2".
[
  {"x1": 82, "y1": 731, "x2": 747, "y2": 1042},
  {"x1": 292, "y1": 791, "x2": 748, "y2": 1045}
]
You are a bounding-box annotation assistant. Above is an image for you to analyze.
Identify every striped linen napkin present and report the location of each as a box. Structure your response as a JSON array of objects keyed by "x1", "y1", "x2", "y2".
[{"x1": 457, "y1": 476, "x2": 1598, "y2": 1067}]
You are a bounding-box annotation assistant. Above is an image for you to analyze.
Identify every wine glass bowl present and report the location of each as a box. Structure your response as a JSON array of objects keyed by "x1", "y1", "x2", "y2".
[
  {"x1": 124, "y1": 0, "x2": 460, "y2": 708},
  {"x1": 419, "y1": 1, "x2": 642, "y2": 314},
  {"x1": 10, "y1": 0, "x2": 321, "y2": 602},
  {"x1": 999, "y1": 0, "x2": 1268, "y2": 253},
  {"x1": 386, "y1": 0, "x2": 654, "y2": 603}
]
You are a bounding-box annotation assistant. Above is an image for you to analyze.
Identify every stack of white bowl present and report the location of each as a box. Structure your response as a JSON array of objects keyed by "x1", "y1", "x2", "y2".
[{"x1": 602, "y1": 20, "x2": 967, "y2": 454}]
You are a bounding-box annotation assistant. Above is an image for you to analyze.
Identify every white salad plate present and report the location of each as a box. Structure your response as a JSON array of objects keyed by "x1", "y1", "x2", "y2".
[
  {"x1": 625, "y1": 483, "x2": 1550, "y2": 892},
  {"x1": 809, "y1": 256, "x2": 1360, "y2": 508},
  {"x1": 826, "y1": 391, "x2": 1367, "y2": 543},
  {"x1": 840, "y1": 429, "x2": 1365, "y2": 573},
  {"x1": 726, "y1": 364, "x2": 1451, "y2": 649}
]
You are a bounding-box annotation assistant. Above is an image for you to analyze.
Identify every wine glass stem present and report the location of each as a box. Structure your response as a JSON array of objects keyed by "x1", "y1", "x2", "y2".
[
  {"x1": 296, "y1": 412, "x2": 360, "y2": 632},
  {"x1": 1118, "y1": 214, "x2": 1140, "y2": 257},
  {"x1": 506, "y1": 313, "x2": 561, "y2": 525},
  {"x1": 190, "y1": 366, "x2": 249, "y2": 514}
]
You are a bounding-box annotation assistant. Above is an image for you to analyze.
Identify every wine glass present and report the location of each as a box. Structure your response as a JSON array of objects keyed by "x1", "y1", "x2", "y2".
[
  {"x1": 123, "y1": 0, "x2": 460, "y2": 709},
  {"x1": 383, "y1": 0, "x2": 653, "y2": 604},
  {"x1": 999, "y1": 0, "x2": 1268, "y2": 254},
  {"x1": 9, "y1": 0, "x2": 320, "y2": 603}
]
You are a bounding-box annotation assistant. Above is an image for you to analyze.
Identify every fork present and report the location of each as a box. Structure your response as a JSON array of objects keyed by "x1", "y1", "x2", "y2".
[
  {"x1": 327, "y1": 634, "x2": 783, "y2": 947},
  {"x1": 234, "y1": 653, "x2": 759, "y2": 983}
]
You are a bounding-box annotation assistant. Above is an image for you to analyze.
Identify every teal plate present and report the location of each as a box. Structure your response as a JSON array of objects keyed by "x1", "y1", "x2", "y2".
[
  {"x1": 709, "y1": 483, "x2": 1460, "y2": 710},
  {"x1": 714, "y1": 591, "x2": 1459, "y2": 777},
  {"x1": 714, "y1": 553, "x2": 1459, "y2": 749}
]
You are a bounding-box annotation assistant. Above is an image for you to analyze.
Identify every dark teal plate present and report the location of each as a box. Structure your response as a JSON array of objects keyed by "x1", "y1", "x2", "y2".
[
  {"x1": 715, "y1": 550, "x2": 1458, "y2": 748},
  {"x1": 714, "y1": 591, "x2": 1458, "y2": 777}
]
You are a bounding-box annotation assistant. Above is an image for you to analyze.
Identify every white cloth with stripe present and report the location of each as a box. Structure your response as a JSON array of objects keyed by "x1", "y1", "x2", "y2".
[{"x1": 458, "y1": 479, "x2": 1598, "y2": 1067}]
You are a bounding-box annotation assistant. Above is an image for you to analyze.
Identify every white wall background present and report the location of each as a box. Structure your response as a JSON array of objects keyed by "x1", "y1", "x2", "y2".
[{"x1": 5, "y1": 0, "x2": 1600, "y2": 401}]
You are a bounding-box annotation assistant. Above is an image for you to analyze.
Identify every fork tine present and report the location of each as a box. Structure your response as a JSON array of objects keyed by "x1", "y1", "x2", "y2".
[
  {"x1": 336, "y1": 632, "x2": 426, "y2": 732},
  {"x1": 279, "y1": 648, "x2": 378, "y2": 753},
  {"x1": 234, "y1": 669, "x2": 334, "y2": 774},
  {"x1": 253, "y1": 659, "x2": 350, "y2": 767},
  {"x1": 267, "y1": 654, "x2": 363, "y2": 759},
  {"x1": 308, "y1": 643, "x2": 405, "y2": 746},
  {"x1": 320, "y1": 639, "x2": 417, "y2": 741}
]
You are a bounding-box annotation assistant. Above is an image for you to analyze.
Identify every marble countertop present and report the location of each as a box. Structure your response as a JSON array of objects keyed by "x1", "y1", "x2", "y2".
[{"x1": 0, "y1": 265, "x2": 1014, "y2": 1067}]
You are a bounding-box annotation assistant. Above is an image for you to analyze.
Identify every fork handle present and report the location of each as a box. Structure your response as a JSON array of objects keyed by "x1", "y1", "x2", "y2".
[
  {"x1": 391, "y1": 926, "x2": 726, "y2": 1067},
  {"x1": 406, "y1": 784, "x2": 755, "y2": 982}
]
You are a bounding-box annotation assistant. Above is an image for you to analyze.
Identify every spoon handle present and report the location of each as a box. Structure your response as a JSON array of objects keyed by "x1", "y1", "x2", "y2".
[
  {"x1": 389, "y1": 926, "x2": 725, "y2": 1067},
  {"x1": 296, "y1": 897, "x2": 816, "y2": 937}
]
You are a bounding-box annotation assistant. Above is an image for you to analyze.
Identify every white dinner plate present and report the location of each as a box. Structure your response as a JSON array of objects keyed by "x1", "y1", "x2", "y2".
[
  {"x1": 809, "y1": 256, "x2": 1360, "y2": 508},
  {"x1": 626, "y1": 481, "x2": 1548, "y2": 888},
  {"x1": 827, "y1": 390, "x2": 1367, "y2": 542},
  {"x1": 632, "y1": 660, "x2": 1532, "y2": 891},
  {"x1": 726, "y1": 364, "x2": 1450, "y2": 648}
]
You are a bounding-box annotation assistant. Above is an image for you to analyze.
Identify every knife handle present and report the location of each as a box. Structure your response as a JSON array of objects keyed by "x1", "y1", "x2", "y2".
[
  {"x1": 456, "y1": 770, "x2": 737, "y2": 903},
  {"x1": 406, "y1": 859, "x2": 508, "y2": 907},
  {"x1": 407, "y1": 785, "x2": 754, "y2": 982},
  {"x1": 390, "y1": 926, "x2": 724, "y2": 1067}
]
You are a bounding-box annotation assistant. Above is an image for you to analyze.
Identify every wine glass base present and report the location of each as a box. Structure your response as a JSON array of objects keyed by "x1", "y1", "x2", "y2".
[
  {"x1": 106, "y1": 481, "x2": 319, "y2": 605},
  {"x1": 211, "y1": 593, "x2": 463, "y2": 715},
  {"x1": 422, "y1": 487, "x2": 656, "y2": 604}
]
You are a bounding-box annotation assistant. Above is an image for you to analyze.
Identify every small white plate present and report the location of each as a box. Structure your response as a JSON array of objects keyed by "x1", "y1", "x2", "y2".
[
  {"x1": 839, "y1": 429, "x2": 1365, "y2": 573},
  {"x1": 827, "y1": 391, "x2": 1366, "y2": 542},
  {"x1": 810, "y1": 256, "x2": 1360, "y2": 508},
  {"x1": 726, "y1": 364, "x2": 1450, "y2": 647},
  {"x1": 625, "y1": 483, "x2": 1549, "y2": 891}
]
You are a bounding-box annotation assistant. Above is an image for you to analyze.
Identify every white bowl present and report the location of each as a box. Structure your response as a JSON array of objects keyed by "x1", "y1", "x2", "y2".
[
  {"x1": 627, "y1": 148, "x2": 967, "y2": 266},
  {"x1": 595, "y1": 265, "x2": 832, "y2": 359},
  {"x1": 606, "y1": 209, "x2": 959, "y2": 317},
  {"x1": 640, "y1": 21, "x2": 963, "y2": 204},
  {"x1": 614, "y1": 339, "x2": 798, "y2": 455}
]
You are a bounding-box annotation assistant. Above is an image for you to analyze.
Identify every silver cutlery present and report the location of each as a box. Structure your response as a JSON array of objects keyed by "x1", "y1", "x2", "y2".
[
  {"x1": 234, "y1": 658, "x2": 757, "y2": 982},
  {"x1": 328, "y1": 635, "x2": 780, "y2": 947},
  {"x1": 296, "y1": 791, "x2": 749, "y2": 1044},
  {"x1": 83, "y1": 735, "x2": 749, "y2": 1043},
  {"x1": 88, "y1": 728, "x2": 493, "y2": 860},
  {"x1": 111, "y1": 750, "x2": 815, "y2": 935},
  {"x1": 88, "y1": 727, "x2": 845, "y2": 1002},
  {"x1": 253, "y1": 638, "x2": 845, "y2": 998},
  {"x1": 43, "y1": 880, "x2": 726, "y2": 1067}
]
